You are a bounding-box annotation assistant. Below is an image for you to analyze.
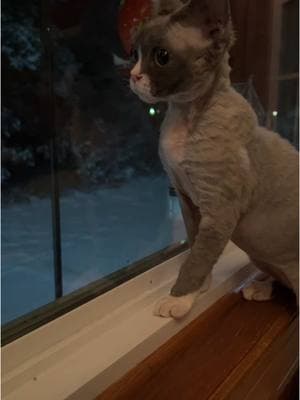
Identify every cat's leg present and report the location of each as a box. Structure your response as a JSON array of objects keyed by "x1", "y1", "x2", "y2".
[
  {"x1": 154, "y1": 191, "x2": 211, "y2": 319},
  {"x1": 155, "y1": 206, "x2": 237, "y2": 318},
  {"x1": 177, "y1": 190, "x2": 200, "y2": 245},
  {"x1": 154, "y1": 273, "x2": 211, "y2": 318}
]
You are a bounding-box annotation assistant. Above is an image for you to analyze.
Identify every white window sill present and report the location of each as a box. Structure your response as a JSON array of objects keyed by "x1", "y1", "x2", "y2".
[{"x1": 2, "y1": 243, "x2": 257, "y2": 400}]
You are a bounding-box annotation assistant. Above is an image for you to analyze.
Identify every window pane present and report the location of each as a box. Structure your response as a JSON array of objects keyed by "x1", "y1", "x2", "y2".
[
  {"x1": 1, "y1": 0, "x2": 186, "y2": 330},
  {"x1": 277, "y1": 0, "x2": 299, "y2": 147},
  {"x1": 2, "y1": 0, "x2": 55, "y2": 323},
  {"x1": 51, "y1": 1, "x2": 186, "y2": 294},
  {"x1": 279, "y1": 0, "x2": 299, "y2": 75},
  {"x1": 2, "y1": 0, "x2": 298, "y2": 337},
  {"x1": 277, "y1": 78, "x2": 299, "y2": 148}
]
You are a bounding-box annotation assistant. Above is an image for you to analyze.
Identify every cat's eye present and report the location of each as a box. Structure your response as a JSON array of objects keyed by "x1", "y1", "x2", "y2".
[{"x1": 153, "y1": 48, "x2": 170, "y2": 66}]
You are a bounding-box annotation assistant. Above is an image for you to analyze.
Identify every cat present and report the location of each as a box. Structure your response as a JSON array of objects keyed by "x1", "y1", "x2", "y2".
[{"x1": 130, "y1": 0, "x2": 299, "y2": 318}]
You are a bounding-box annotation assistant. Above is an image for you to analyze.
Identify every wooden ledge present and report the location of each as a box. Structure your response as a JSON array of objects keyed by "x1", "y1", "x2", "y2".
[{"x1": 96, "y1": 286, "x2": 298, "y2": 400}]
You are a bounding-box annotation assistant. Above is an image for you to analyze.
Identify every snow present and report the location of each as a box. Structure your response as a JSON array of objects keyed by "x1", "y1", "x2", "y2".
[
  {"x1": 2, "y1": 14, "x2": 42, "y2": 71},
  {"x1": 1, "y1": 175, "x2": 186, "y2": 324}
]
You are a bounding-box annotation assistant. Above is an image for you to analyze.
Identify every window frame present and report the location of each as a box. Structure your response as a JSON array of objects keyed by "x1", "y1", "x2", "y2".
[
  {"x1": 2, "y1": 243, "x2": 255, "y2": 400},
  {"x1": 1, "y1": 242, "x2": 188, "y2": 346}
]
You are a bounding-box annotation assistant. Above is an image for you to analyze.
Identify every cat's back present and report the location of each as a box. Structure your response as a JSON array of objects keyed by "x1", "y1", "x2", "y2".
[
  {"x1": 247, "y1": 126, "x2": 299, "y2": 203},
  {"x1": 221, "y1": 88, "x2": 298, "y2": 195}
]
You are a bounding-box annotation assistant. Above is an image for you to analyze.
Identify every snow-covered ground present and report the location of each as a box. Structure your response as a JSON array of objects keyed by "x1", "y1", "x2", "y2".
[{"x1": 2, "y1": 175, "x2": 186, "y2": 324}]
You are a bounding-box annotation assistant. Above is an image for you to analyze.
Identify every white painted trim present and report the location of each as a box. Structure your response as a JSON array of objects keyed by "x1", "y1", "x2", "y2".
[{"x1": 2, "y1": 243, "x2": 257, "y2": 400}]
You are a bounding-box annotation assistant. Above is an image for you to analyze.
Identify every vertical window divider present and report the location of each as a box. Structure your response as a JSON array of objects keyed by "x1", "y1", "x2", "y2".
[{"x1": 41, "y1": 0, "x2": 63, "y2": 299}]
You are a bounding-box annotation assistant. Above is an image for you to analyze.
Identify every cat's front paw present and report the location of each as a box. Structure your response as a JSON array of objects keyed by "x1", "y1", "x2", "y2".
[{"x1": 153, "y1": 293, "x2": 197, "y2": 319}]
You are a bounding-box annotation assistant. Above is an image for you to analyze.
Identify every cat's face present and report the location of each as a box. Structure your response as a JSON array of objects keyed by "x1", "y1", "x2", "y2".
[{"x1": 129, "y1": 0, "x2": 233, "y2": 104}]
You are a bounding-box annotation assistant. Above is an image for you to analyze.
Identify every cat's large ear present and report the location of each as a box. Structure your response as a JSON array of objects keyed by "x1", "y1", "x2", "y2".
[
  {"x1": 171, "y1": 0, "x2": 233, "y2": 45},
  {"x1": 152, "y1": 0, "x2": 186, "y2": 16}
]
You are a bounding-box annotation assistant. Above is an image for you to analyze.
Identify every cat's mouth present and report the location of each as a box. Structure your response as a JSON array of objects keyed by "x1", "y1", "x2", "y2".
[{"x1": 130, "y1": 79, "x2": 158, "y2": 104}]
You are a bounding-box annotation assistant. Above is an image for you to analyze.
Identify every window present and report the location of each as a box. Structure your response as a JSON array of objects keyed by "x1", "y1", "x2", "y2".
[
  {"x1": 269, "y1": 0, "x2": 299, "y2": 147},
  {"x1": 230, "y1": 0, "x2": 298, "y2": 147},
  {"x1": 2, "y1": 0, "x2": 56, "y2": 323},
  {"x1": 2, "y1": 0, "x2": 186, "y2": 340},
  {"x1": 2, "y1": 0, "x2": 298, "y2": 345}
]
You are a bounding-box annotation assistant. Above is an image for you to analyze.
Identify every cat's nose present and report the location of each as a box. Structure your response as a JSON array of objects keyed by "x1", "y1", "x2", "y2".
[{"x1": 131, "y1": 73, "x2": 143, "y2": 83}]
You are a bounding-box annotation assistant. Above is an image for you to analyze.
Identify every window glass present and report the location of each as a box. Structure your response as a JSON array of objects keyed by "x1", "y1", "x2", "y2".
[
  {"x1": 2, "y1": 0, "x2": 55, "y2": 323},
  {"x1": 1, "y1": 0, "x2": 186, "y2": 326},
  {"x1": 279, "y1": 0, "x2": 298, "y2": 76},
  {"x1": 2, "y1": 0, "x2": 298, "y2": 334},
  {"x1": 52, "y1": 1, "x2": 186, "y2": 294},
  {"x1": 277, "y1": 0, "x2": 299, "y2": 147}
]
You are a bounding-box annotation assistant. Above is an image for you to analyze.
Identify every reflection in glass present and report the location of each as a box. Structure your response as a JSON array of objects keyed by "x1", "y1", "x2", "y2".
[
  {"x1": 50, "y1": 0, "x2": 186, "y2": 293},
  {"x1": 277, "y1": 0, "x2": 299, "y2": 147}
]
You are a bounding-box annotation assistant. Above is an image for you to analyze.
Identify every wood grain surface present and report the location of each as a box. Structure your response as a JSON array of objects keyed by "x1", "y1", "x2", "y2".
[{"x1": 96, "y1": 286, "x2": 298, "y2": 400}]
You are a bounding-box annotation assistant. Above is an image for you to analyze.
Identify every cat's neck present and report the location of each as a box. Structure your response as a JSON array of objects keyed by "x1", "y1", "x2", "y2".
[
  {"x1": 170, "y1": 52, "x2": 232, "y2": 113},
  {"x1": 168, "y1": 58, "x2": 258, "y2": 144}
]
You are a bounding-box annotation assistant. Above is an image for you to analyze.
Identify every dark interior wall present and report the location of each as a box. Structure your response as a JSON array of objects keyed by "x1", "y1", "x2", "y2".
[{"x1": 230, "y1": 0, "x2": 275, "y2": 110}]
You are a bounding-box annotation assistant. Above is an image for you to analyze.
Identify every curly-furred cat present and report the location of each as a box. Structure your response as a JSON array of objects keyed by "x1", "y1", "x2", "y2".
[{"x1": 130, "y1": 0, "x2": 299, "y2": 318}]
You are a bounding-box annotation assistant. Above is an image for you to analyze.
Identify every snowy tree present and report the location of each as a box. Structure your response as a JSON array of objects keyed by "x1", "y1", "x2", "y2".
[
  {"x1": 2, "y1": 0, "x2": 162, "y2": 196},
  {"x1": 2, "y1": 13, "x2": 42, "y2": 71}
]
